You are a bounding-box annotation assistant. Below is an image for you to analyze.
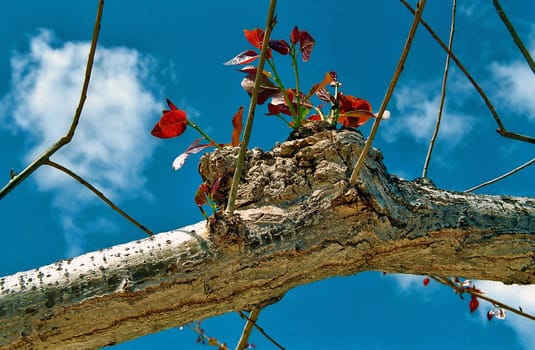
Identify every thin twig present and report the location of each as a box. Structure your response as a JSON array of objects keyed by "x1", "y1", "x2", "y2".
[
  {"x1": 422, "y1": 0, "x2": 456, "y2": 178},
  {"x1": 0, "y1": 0, "x2": 105, "y2": 199},
  {"x1": 238, "y1": 310, "x2": 285, "y2": 350},
  {"x1": 45, "y1": 160, "x2": 153, "y2": 236},
  {"x1": 226, "y1": 0, "x2": 277, "y2": 214},
  {"x1": 235, "y1": 307, "x2": 261, "y2": 350},
  {"x1": 464, "y1": 157, "x2": 535, "y2": 193},
  {"x1": 492, "y1": 0, "x2": 535, "y2": 75},
  {"x1": 349, "y1": 0, "x2": 427, "y2": 185},
  {"x1": 400, "y1": 0, "x2": 535, "y2": 145},
  {"x1": 186, "y1": 322, "x2": 229, "y2": 349},
  {"x1": 431, "y1": 276, "x2": 535, "y2": 321}
]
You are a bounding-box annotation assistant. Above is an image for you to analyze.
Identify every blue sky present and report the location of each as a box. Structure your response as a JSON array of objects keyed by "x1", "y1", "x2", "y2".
[{"x1": 1, "y1": 0, "x2": 534, "y2": 349}]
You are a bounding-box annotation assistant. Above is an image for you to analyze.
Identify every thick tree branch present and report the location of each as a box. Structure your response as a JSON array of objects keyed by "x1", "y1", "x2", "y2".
[{"x1": 1, "y1": 125, "x2": 533, "y2": 349}]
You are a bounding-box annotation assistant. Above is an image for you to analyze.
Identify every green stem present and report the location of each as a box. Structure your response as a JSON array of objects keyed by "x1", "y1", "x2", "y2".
[
  {"x1": 226, "y1": 0, "x2": 277, "y2": 214},
  {"x1": 290, "y1": 48, "x2": 302, "y2": 127},
  {"x1": 272, "y1": 113, "x2": 292, "y2": 127},
  {"x1": 331, "y1": 82, "x2": 341, "y2": 126},
  {"x1": 267, "y1": 59, "x2": 297, "y2": 118},
  {"x1": 187, "y1": 120, "x2": 222, "y2": 150}
]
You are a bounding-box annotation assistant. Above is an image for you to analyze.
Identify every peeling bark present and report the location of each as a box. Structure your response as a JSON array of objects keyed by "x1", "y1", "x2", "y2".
[{"x1": 1, "y1": 124, "x2": 534, "y2": 349}]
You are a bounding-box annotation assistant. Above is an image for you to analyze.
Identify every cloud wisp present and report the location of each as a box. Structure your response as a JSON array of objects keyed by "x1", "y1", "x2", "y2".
[
  {"x1": 490, "y1": 45, "x2": 535, "y2": 120},
  {"x1": 0, "y1": 30, "x2": 161, "y2": 256},
  {"x1": 382, "y1": 83, "x2": 471, "y2": 145}
]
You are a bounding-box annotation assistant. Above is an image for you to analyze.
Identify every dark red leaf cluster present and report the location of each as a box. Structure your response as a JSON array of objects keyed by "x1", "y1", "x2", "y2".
[
  {"x1": 267, "y1": 89, "x2": 309, "y2": 117},
  {"x1": 195, "y1": 178, "x2": 221, "y2": 218},
  {"x1": 225, "y1": 26, "x2": 314, "y2": 66},
  {"x1": 292, "y1": 26, "x2": 315, "y2": 62}
]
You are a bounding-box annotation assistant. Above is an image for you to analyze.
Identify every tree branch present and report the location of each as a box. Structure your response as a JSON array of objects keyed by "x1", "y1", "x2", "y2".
[
  {"x1": 492, "y1": 0, "x2": 535, "y2": 75},
  {"x1": 44, "y1": 160, "x2": 153, "y2": 236},
  {"x1": 350, "y1": 0, "x2": 426, "y2": 184},
  {"x1": 400, "y1": 0, "x2": 535, "y2": 145},
  {"x1": 422, "y1": 0, "x2": 456, "y2": 178},
  {"x1": 235, "y1": 307, "x2": 261, "y2": 350},
  {"x1": 0, "y1": 0, "x2": 105, "y2": 200},
  {"x1": 1, "y1": 126, "x2": 533, "y2": 349}
]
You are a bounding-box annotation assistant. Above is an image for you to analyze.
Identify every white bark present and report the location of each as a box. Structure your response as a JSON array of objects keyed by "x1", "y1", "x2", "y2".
[{"x1": 1, "y1": 125, "x2": 534, "y2": 349}]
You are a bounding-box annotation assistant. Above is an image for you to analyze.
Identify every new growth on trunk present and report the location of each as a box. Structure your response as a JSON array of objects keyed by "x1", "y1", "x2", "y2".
[{"x1": 1, "y1": 124, "x2": 533, "y2": 349}]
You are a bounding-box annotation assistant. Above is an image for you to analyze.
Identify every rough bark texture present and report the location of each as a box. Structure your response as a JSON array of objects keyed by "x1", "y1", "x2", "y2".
[{"x1": 1, "y1": 124, "x2": 534, "y2": 349}]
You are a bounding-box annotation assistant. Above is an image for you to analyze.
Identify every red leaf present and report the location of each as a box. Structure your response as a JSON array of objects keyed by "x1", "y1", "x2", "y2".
[
  {"x1": 316, "y1": 87, "x2": 334, "y2": 104},
  {"x1": 166, "y1": 98, "x2": 178, "y2": 110},
  {"x1": 469, "y1": 295, "x2": 479, "y2": 313},
  {"x1": 151, "y1": 108, "x2": 188, "y2": 138},
  {"x1": 231, "y1": 106, "x2": 244, "y2": 146},
  {"x1": 487, "y1": 310, "x2": 494, "y2": 321},
  {"x1": 223, "y1": 50, "x2": 260, "y2": 66},
  {"x1": 423, "y1": 277, "x2": 430, "y2": 286},
  {"x1": 308, "y1": 114, "x2": 321, "y2": 121},
  {"x1": 244, "y1": 28, "x2": 264, "y2": 49},
  {"x1": 195, "y1": 183, "x2": 210, "y2": 206},
  {"x1": 269, "y1": 39, "x2": 290, "y2": 55},
  {"x1": 306, "y1": 72, "x2": 333, "y2": 99},
  {"x1": 244, "y1": 28, "x2": 272, "y2": 58},
  {"x1": 239, "y1": 66, "x2": 279, "y2": 105},
  {"x1": 290, "y1": 26, "x2": 300, "y2": 45},
  {"x1": 299, "y1": 30, "x2": 315, "y2": 62},
  {"x1": 266, "y1": 103, "x2": 283, "y2": 115},
  {"x1": 211, "y1": 177, "x2": 222, "y2": 196},
  {"x1": 338, "y1": 95, "x2": 374, "y2": 128},
  {"x1": 328, "y1": 71, "x2": 339, "y2": 86},
  {"x1": 339, "y1": 94, "x2": 372, "y2": 112}
]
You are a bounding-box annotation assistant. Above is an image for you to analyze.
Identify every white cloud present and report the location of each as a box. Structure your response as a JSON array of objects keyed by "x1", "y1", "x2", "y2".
[
  {"x1": 4, "y1": 30, "x2": 161, "y2": 198},
  {"x1": 475, "y1": 281, "x2": 535, "y2": 349},
  {"x1": 2, "y1": 29, "x2": 160, "y2": 200},
  {"x1": 382, "y1": 84, "x2": 471, "y2": 144},
  {"x1": 391, "y1": 274, "x2": 535, "y2": 349},
  {"x1": 391, "y1": 273, "x2": 428, "y2": 291},
  {"x1": 490, "y1": 49, "x2": 535, "y2": 119},
  {"x1": 0, "y1": 29, "x2": 162, "y2": 255}
]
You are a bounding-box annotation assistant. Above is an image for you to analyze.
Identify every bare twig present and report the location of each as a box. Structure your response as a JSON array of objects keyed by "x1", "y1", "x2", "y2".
[
  {"x1": 226, "y1": 0, "x2": 277, "y2": 214},
  {"x1": 237, "y1": 310, "x2": 285, "y2": 350},
  {"x1": 400, "y1": 0, "x2": 535, "y2": 145},
  {"x1": 187, "y1": 322, "x2": 229, "y2": 349},
  {"x1": 422, "y1": 0, "x2": 456, "y2": 178},
  {"x1": 464, "y1": 157, "x2": 535, "y2": 193},
  {"x1": 0, "y1": 0, "x2": 105, "y2": 199},
  {"x1": 45, "y1": 160, "x2": 153, "y2": 236},
  {"x1": 492, "y1": 0, "x2": 535, "y2": 74},
  {"x1": 235, "y1": 307, "x2": 261, "y2": 350},
  {"x1": 349, "y1": 0, "x2": 427, "y2": 185},
  {"x1": 432, "y1": 276, "x2": 535, "y2": 321}
]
